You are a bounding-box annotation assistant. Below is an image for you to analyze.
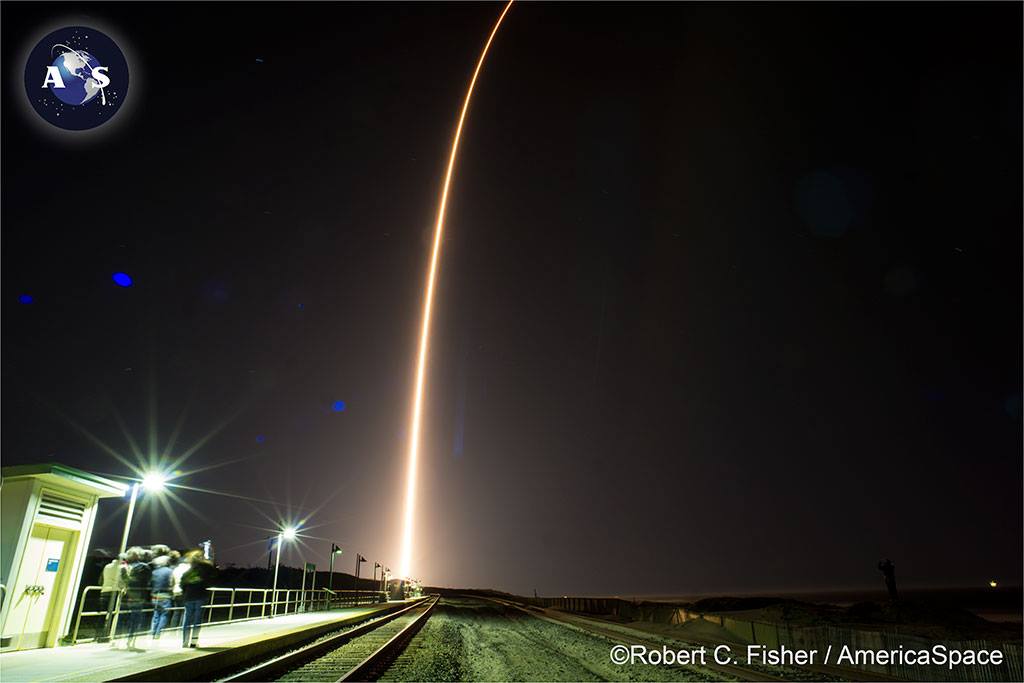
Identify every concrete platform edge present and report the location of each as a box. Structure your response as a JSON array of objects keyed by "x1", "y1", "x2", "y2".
[{"x1": 109, "y1": 601, "x2": 412, "y2": 682}]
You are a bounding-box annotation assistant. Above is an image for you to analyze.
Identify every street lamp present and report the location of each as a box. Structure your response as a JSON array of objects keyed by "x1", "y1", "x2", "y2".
[
  {"x1": 272, "y1": 526, "x2": 298, "y2": 616},
  {"x1": 109, "y1": 471, "x2": 171, "y2": 641},
  {"x1": 141, "y1": 472, "x2": 167, "y2": 493},
  {"x1": 118, "y1": 471, "x2": 170, "y2": 554},
  {"x1": 328, "y1": 544, "x2": 343, "y2": 591}
]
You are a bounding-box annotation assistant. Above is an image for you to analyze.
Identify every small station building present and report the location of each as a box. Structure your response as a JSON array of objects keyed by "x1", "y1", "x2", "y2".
[{"x1": 0, "y1": 463, "x2": 126, "y2": 651}]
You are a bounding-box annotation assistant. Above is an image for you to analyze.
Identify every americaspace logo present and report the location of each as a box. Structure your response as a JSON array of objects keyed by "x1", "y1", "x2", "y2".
[{"x1": 24, "y1": 26, "x2": 129, "y2": 131}]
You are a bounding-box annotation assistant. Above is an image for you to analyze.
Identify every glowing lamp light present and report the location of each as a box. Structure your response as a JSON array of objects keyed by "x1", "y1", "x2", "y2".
[
  {"x1": 112, "y1": 272, "x2": 133, "y2": 287},
  {"x1": 332, "y1": 400, "x2": 346, "y2": 412},
  {"x1": 141, "y1": 472, "x2": 167, "y2": 492},
  {"x1": 989, "y1": 580, "x2": 998, "y2": 588},
  {"x1": 281, "y1": 526, "x2": 298, "y2": 541}
]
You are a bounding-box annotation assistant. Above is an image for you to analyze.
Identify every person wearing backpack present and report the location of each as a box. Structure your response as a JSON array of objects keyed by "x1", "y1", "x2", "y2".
[
  {"x1": 122, "y1": 547, "x2": 152, "y2": 650},
  {"x1": 179, "y1": 549, "x2": 216, "y2": 648},
  {"x1": 149, "y1": 551, "x2": 174, "y2": 639}
]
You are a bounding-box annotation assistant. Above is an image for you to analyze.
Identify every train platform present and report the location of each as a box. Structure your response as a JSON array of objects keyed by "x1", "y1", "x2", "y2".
[{"x1": 0, "y1": 600, "x2": 410, "y2": 682}]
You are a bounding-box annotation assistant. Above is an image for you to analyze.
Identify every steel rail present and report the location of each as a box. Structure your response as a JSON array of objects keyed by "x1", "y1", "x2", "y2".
[
  {"x1": 219, "y1": 596, "x2": 433, "y2": 682},
  {"x1": 336, "y1": 595, "x2": 438, "y2": 682}
]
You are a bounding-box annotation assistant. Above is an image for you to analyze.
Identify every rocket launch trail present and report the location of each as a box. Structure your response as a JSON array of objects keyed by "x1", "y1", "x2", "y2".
[{"x1": 399, "y1": 1, "x2": 515, "y2": 579}]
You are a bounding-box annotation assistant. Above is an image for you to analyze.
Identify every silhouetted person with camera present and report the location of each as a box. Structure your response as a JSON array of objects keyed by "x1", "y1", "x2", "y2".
[{"x1": 878, "y1": 558, "x2": 898, "y2": 601}]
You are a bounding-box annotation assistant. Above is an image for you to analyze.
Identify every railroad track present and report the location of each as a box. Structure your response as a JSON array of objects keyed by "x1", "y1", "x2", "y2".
[{"x1": 221, "y1": 596, "x2": 438, "y2": 682}]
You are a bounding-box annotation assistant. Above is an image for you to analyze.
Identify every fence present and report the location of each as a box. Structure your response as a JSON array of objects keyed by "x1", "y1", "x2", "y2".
[{"x1": 70, "y1": 586, "x2": 388, "y2": 644}]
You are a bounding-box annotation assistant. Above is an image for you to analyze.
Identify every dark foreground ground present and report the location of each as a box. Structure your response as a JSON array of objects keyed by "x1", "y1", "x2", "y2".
[
  {"x1": 385, "y1": 592, "x2": 1022, "y2": 682},
  {"x1": 380, "y1": 596, "x2": 730, "y2": 681}
]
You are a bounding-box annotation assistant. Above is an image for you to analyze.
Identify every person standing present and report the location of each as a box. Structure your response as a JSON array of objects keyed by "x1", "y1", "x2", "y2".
[
  {"x1": 171, "y1": 550, "x2": 190, "y2": 597},
  {"x1": 98, "y1": 553, "x2": 126, "y2": 642},
  {"x1": 168, "y1": 550, "x2": 186, "y2": 627},
  {"x1": 122, "y1": 548, "x2": 152, "y2": 650},
  {"x1": 180, "y1": 550, "x2": 216, "y2": 648},
  {"x1": 150, "y1": 553, "x2": 174, "y2": 639}
]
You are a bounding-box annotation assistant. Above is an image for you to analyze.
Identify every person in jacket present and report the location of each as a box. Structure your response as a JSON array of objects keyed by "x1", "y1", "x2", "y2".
[
  {"x1": 170, "y1": 551, "x2": 189, "y2": 598},
  {"x1": 98, "y1": 553, "x2": 127, "y2": 642},
  {"x1": 179, "y1": 550, "x2": 216, "y2": 648},
  {"x1": 150, "y1": 551, "x2": 174, "y2": 639},
  {"x1": 162, "y1": 550, "x2": 182, "y2": 626},
  {"x1": 122, "y1": 548, "x2": 152, "y2": 650}
]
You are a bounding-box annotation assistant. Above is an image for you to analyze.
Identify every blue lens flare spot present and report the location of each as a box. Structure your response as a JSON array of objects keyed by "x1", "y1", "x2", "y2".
[
  {"x1": 256, "y1": 435, "x2": 266, "y2": 444},
  {"x1": 112, "y1": 272, "x2": 133, "y2": 287},
  {"x1": 18, "y1": 294, "x2": 34, "y2": 304},
  {"x1": 332, "y1": 400, "x2": 346, "y2": 412}
]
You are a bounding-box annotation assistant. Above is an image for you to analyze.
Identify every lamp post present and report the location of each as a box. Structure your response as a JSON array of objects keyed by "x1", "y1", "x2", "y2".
[
  {"x1": 272, "y1": 526, "x2": 297, "y2": 616},
  {"x1": 355, "y1": 554, "x2": 367, "y2": 601},
  {"x1": 328, "y1": 543, "x2": 343, "y2": 592},
  {"x1": 118, "y1": 472, "x2": 168, "y2": 554},
  {"x1": 110, "y1": 472, "x2": 168, "y2": 641}
]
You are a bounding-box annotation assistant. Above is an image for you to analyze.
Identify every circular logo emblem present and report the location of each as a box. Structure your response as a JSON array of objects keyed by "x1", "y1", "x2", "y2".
[{"x1": 24, "y1": 26, "x2": 129, "y2": 131}]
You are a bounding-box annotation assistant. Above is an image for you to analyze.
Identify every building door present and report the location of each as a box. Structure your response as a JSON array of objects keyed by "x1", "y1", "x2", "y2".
[{"x1": 1, "y1": 524, "x2": 73, "y2": 650}]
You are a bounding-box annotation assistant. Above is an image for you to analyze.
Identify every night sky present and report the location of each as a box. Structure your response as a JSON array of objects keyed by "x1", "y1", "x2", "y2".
[{"x1": 2, "y1": 3, "x2": 1021, "y2": 597}]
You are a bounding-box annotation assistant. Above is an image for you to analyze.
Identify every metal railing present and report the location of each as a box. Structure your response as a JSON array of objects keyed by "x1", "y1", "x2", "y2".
[{"x1": 70, "y1": 586, "x2": 388, "y2": 645}]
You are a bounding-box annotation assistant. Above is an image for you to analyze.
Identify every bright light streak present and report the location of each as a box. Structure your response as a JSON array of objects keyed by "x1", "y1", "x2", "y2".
[
  {"x1": 399, "y1": 1, "x2": 514, "y2": 580},
  {"x1": 141, "y1": 471, "x2": 168, "y2": 492}
]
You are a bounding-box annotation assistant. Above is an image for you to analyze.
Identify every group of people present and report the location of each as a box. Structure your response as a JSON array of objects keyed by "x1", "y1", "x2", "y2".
[{"x1": 99, "y1": 544, "x2": 216, "y2": 650}]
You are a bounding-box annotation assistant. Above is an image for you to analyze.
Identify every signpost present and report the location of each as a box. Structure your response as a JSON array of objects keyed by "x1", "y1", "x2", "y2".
[{"x1": 300, "y1": 562, "x2": 315, "y2": 611}]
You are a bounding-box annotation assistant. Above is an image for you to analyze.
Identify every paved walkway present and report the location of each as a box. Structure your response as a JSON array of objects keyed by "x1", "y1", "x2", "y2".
[{"x1": 0, "y1": 603, "x2": 398, "y2": 682}]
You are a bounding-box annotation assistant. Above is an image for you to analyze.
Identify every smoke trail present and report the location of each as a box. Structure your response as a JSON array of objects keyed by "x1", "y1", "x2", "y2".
[{"x1": 399, "y1": 1, "x2": 514, "y2": 578}]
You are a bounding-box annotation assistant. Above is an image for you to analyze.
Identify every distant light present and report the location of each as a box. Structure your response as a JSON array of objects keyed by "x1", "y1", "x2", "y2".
[
  {"x1": 989, "y1": 580, "x2": 998, "y2": 588},
  {"x1": 332, "y1": 400, "x2": 346, "y2": 412},
  {"x1": 281, "y1": 526, "x2": 298, "y2": 541},
  {"x1": 18, "y1": 294, "x2": 34, "y2": 305},
  {"x1": 141, "y1": 472, "x2": 167, "y2": 492},
  {"x1": 112, "y1": 272, "x2": 133, "y2": 287},
  {"x1": 256, "y1": 434, "x2": 266, "y2": 444},
  {"x1": 297, "y1": 303, "x2": 305, "y2": 310}
]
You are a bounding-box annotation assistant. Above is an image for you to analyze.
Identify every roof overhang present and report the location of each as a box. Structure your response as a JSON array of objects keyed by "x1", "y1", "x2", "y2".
[{"x1": 2, "y1": 463, "x2": 129, "y2": 499}]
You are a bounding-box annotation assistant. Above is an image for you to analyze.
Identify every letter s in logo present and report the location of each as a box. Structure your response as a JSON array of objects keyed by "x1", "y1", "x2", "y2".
[{"x1": 91, "y1": 66, "x2": 111, "y2": 89}]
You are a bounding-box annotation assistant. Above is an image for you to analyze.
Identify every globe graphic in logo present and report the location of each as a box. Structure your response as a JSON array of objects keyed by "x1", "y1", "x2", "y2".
[
  {"x1": 23, "y1": 26, "x2": 129, "y2": 131},
  {"x1": 49, "y1": 49, "x2": 106, "y2": 106}
]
